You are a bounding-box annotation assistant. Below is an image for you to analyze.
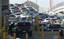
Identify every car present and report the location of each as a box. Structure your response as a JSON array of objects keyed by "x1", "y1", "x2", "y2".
[
  {"x1": 16, "y1": 22, "x2": 32, "y2": 38},
  {"x1": 16, "y1": 22, "x2": 32, "y2": 31},
  {"x1": 44, "y1": 24, "x2": 62, "y2": 31},
  {"x1": 41, "y1": 18, "x2": 49, "y2": 24},
  {"x1": 8, "y1": 22, "x2": 32, "y2": 38}
]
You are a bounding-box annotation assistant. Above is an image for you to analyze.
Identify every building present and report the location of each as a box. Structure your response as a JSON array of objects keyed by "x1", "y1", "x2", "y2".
[{"x1": 24, "y1": 1, "x2": 39, "y2": 11}]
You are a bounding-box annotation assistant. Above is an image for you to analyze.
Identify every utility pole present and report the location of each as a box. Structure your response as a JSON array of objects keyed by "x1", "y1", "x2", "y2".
[
  {"x1": 27, "y1": 0, "x2": 28, "y2": 1},
  {"x1": 27, "y1": 0, "x2": 31, "y2": 1},
  {"x1": 49, "y1": 0, "x2": 53, "y2": 10},
  {"x1": 36, "y1": 0, "x2": 37, "y2": 4}
]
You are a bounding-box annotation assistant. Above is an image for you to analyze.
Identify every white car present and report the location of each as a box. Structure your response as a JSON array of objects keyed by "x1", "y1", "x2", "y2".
[{"x1": 41, "y1": 18, "x2": 49, "y2": 24}]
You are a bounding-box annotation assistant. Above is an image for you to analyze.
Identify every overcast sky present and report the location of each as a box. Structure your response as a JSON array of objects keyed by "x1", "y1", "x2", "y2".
[{"x1": 9, "y1": 0, "x2": 64, "y2": 11}]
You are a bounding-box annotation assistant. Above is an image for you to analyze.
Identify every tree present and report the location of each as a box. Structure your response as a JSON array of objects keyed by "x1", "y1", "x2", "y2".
[{"x1": 32, "y1": 16, "x2": 40, "y2": 31}]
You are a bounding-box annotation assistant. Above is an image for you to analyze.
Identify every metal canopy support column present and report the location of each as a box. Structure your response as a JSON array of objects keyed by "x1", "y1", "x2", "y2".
[
  {"x1": 0, "y1": 0, "x2": 2, "y2": 32},
  {"x1": 2, "y1": 0, "x2": 9, "y2": 39},
  {"x1": 0, "y1": 0, "x2": 2, "y2": 31}
]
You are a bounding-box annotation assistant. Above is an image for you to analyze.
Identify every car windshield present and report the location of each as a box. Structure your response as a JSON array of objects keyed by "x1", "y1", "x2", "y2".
[{"x1": 60, "y1": 16, "x2": 64, "y2": 19}]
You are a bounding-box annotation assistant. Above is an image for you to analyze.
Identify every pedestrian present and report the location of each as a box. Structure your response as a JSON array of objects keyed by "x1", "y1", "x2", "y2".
[{"x1": 60, "y1": 30, "x2": 63, "y2": 39}]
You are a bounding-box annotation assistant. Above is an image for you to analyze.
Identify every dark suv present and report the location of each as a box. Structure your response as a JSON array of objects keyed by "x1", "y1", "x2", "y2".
[
  {"x1": 16, "y1": 22, "x2": 32, "y2": 38},
  {"x1": 8, "y1": 22, "x2": 32, "y2": 38},
  {"x1": 44, "y1": 24, "x2": 62, "y2": 31},
  {"x1": 16, "y1": 22, "x2": 32, "y2": 31}
]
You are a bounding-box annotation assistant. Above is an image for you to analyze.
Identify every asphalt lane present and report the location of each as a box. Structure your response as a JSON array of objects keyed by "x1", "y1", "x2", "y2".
[
  {"x1": 32, "y1": 31, "x2": 61, "y2": 39},
  {"x1": 32, "y1": 31, "x2": 41, "y2": 39}
]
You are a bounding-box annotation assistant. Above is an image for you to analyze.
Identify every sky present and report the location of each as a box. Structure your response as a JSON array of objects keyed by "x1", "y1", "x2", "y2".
[{"x1": 9, "y1": 0, "x2": 64, "y2": 11}]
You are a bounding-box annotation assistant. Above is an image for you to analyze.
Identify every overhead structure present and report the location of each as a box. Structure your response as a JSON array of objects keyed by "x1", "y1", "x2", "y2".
[{"x1": 51, "y1": 2, "x2": 64, "y2": 16}]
